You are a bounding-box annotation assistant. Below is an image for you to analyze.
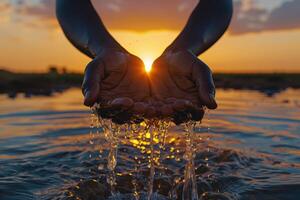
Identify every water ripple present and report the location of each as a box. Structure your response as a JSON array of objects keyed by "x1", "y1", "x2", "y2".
[{"x1": 0, "y1": 89, "x2": 299, "y2": 200}]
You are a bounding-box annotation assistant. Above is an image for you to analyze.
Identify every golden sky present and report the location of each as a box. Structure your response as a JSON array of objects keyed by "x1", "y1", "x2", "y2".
[{"x1": 0, "y1": 0, "x2": 300, "y2": 73}]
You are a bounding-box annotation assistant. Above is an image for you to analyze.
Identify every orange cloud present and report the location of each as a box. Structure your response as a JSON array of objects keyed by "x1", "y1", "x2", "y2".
[
  {"x1": 0, "y1": 1, "x2": 10, "y2": 12},
  {"x1": 92, "y1": 0, "x2": 197, "y2": 31},
  {"x1": 6, "y1": 0, "x2": 300, "y2": 34},
  {"x1": 0, "y1": 1, "x2": 11, "y2": 24}
]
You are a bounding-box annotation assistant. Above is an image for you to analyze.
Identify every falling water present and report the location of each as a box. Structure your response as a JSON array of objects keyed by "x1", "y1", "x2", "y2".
[
  {"x1": 147, "y1": 121, "x2": 155, "y2": 200},
  {"x1": 103, "y1": 120, "x2": 120, "y2": 197},
  {"x1": 182, "y1": 121, "x2": 199, "y2": 200},
  {"x1": 90, "y1": 105, "x2": 206, "y2": 200}
]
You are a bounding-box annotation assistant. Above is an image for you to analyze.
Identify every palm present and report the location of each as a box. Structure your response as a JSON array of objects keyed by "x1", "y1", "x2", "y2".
[
  {"x1": 98, "y1": 52, "x2": 149, "y2": 103},
  {"x1": 151, "y1": 52, "x2": 198, "y2": 104},
  {"x1": 150, "y1": 50, "x2": 217, "y2": 123},
  {"x1": 82, "y1": 50, "x2": 150, "y2": 123}
]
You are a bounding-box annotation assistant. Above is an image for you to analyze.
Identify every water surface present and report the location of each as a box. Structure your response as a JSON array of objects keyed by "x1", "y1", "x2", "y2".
[{"x1": 0, "y1": 89, "x2": 299, "y2": 200}]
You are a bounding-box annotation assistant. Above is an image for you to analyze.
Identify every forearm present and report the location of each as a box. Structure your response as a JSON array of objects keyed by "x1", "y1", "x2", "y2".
[
  {"x1": 56, "y1": 0, "x2": 125, "y2": 59},
  {"x1": 166, "y1": 0, "x2": 233, "y2": 56}
]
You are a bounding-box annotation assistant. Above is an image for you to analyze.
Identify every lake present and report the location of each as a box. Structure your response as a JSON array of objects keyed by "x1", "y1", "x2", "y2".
[{"x1": 0, "y1": 89, "x2": 299, "y2": 200}]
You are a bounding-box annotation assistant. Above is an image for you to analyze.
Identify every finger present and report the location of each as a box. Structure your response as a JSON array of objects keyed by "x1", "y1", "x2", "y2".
[
  {"x1": 112, "y1": 111, "x2": 133, "y2": 125},
  {"x1": 161, "y1": 104, "x2": 174, "y2": 118},
  {"x1": 145, "y1": 106, "x2": 157, "y2": 119},
  {"x1": 98, "y1": 104, "x2": 119, "y2": 119},
  {"x1": 132, "y1": 102, "x2": 147, "y2": 123},
  {"x1": 111, "y1": 98, "x2": 134, "y2": 109},
  {"x1": 188, "y1": 106, "x2": 205, "y2": 121},
  {"x1": 164, "y1": 98, "x2": 177, "y2": 104},
  {"x1": 172, "y1": 99, "x2": 193, "y2": 111},
  {"x1": 173, "y1": 101, "x2": 205, "y2": 122},
  {"x1": 132, "y1": 102, "x2": 147, "y2": 116},
  {"x1": 82, "y1": 58, "x2": 105, "y2": 107},
  {"x1": 152, "y1": 100, "x2": 164, "y2": 107},
  {"x1": 169, "y1": 99, "x2": 193, "y2": 125},
  {"x1": 192, "y1": 59, "x2": 217, "y2": 109},
  {"x1": 98, "y1": 97, "x2": 133, "y2": 119},
  {"x1": 173, "y1": 111, "x2": 191, "y2": 125},
  {"x1": 110, "y1": 98, "x2": 135, "y2": 124}
]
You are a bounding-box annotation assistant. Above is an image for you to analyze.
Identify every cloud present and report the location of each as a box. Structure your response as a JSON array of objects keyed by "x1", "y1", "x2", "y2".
[
  {"x1": 265, "y1": 0, "x2": 300, "y2": 31},
  {"x1": 10, "y1": 0, "x2": 57, "y2": 28},
  {"x1": 0, "y1": 1, "x2": 10, "y2": 12},
  {"x1": 229, "y1": 0, "x2": 269, "y2": 34},
  {"x1": 0, "y1": 1, "x2": 12, "y2": 23},
  {"x1": 229, "y1": 0, "x2": 300, "y2": 34},
  {"x1": 6, "y1": 0, "x2": 300, "y2": 34},
  {"x1": 92, "y1": 0, "x2": 197, "y2": 31},
  {"x1": 8, "y1": 0, "x2": 196, "y2": 31}
]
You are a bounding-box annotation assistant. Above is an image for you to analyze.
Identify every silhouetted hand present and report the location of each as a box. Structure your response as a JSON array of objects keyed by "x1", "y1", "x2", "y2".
[
  {"x1": 82, "y1": 49, "x2": 150, "y2": 124},
  {"x1": 150, "y1": 50, "x2": 217, "y2": 124}
]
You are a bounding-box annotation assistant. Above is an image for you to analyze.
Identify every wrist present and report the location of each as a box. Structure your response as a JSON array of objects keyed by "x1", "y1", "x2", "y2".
[
  {"x1": 95, "y1": 44, "x2": 128, "y2": 56},
  {"x1": 160, "y1": 49, "x2": 196, "y2": 69},
  {"x1": 93, "y1": 49, "x2": 137, "y2": 73},
  {"x1": 163, "y1": 46, "x2": 197, "y2": 58}
]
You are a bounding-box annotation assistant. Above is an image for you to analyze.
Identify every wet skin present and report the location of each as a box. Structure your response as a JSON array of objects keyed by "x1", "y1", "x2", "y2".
[
  {"x1": 81, "y1": 49, "x2": 207, "y2": 124},
  {"x1": 82, "y1": 49, "x2": 151, "y2": 124},
  {"x1": 82, "y1": 50, "x2": 216, "y2": 124},
  {"x1": 150, "y1": 50, "x2": 217, "y2": 124},
  {"x1": 56, "y1": 0, "x2": 233, "y2": 124}
]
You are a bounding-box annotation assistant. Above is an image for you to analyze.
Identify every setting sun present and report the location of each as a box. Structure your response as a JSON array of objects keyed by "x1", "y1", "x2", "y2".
[{"x1": 143, "y1": 57, "x2": 154, "y2": 73}]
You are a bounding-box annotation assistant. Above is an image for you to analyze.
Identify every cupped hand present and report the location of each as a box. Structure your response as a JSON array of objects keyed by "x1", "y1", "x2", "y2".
[
  {"x1": 82, "y1": 49, "x2": 151, "y2": 124},
  {"x1": 149, "y1": 50, "x2": 217, "y2": 124}
]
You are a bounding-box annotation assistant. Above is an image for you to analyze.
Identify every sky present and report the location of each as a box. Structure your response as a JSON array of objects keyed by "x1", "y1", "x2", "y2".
[{"x1": 0, "y1": 0, "x2": 300, "y2": 73}]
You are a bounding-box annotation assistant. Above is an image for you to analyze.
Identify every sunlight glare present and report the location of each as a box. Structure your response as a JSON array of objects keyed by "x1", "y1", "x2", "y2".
[{"x1": 143, "y1": 57, "x2": 154, "y2": 73}]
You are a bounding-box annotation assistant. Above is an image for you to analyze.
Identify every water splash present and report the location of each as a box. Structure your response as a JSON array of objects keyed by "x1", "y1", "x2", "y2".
[
  {"x1": 90, "y1": 105, "x2": 206, "y2": 199},
  {"x1": 103, "y1": 121, "x2": 120, "y2": 197},
  {"x1": 147, "y1": 121, "x2": 155, "y2": 200},
  {"x1": 182, "y1": 121, "x2": 199, "y2": 200},
  {"x1": 205, "y1": 109, "x2": 211, "y2": 169},
  {"x1": 89, "y1": 107, "x2": 97, "y2": 159}
]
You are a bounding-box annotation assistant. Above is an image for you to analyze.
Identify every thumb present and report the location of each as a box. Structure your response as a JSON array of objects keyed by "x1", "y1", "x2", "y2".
[
  {"x1": 82, "y1": 58, "x2": 104, "y2": 107},
  {"x1": 192, "y1": 59, "x2": 217, "y2": 109}
]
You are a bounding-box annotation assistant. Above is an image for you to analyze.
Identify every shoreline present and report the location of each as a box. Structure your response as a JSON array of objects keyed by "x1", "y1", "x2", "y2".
[{"x1": 1, "y1": 69, "x2": 299, "y2": 98}]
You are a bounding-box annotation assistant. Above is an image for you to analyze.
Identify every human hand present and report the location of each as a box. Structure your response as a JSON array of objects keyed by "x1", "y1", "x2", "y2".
[
  {"x1": 150, "y1": 50, "x2": 217, "y2": 124},
  {"x1": 82, "y1": 49, "x2": 150, "y2": 124}
]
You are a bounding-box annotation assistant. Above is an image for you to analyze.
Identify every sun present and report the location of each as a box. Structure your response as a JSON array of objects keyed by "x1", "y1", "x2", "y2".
[{"x1": 142, "y1": 57, "x2": 154, "y2": 73}]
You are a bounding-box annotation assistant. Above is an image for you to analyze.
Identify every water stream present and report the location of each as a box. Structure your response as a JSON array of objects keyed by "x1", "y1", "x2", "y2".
[
  {"x1": 90, "y1": 104, "x2": 205, "y2": 200},
  {"x1": 182, "y1": 122, "x2": 198, "y2": 200}
]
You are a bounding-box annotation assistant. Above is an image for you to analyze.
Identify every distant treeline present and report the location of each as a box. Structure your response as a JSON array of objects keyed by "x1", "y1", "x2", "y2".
[
  {"x1": 214, "y1": 73, "x2": 300, "y2": 90},
  {"x1": 0, "y1": 68, "x2": 82, "y2": 97},
  {"x1": 0, "y1": 68, "x2": 300, "y2": 97}
]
